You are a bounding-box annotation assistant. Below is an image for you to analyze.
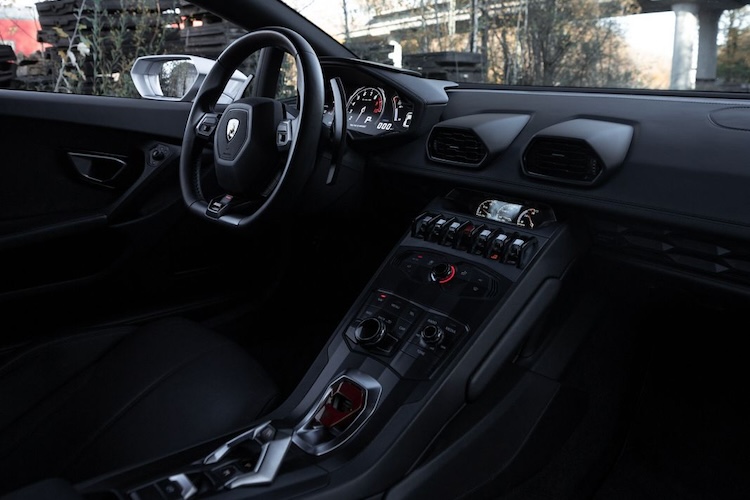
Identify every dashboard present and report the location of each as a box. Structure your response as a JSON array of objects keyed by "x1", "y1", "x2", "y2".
[
  {"x1": 314, "y1": 57, "x2": 750, "y2": 294},
  {"x1": 314, "y1": 57, "x2": 750, "y2": 246}
]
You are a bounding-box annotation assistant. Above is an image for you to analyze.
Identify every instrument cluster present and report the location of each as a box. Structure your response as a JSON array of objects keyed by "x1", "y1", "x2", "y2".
[
  {"x1": 323, "y1": 75, "x2": 416, "y2": 139},
  {"x1": 344, "y1": 85, "x2": 414, "y2": 136}
]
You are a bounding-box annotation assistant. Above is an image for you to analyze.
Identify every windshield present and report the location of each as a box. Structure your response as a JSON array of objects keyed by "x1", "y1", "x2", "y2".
[
  {"x1": 284, "y1": 0, "x2": 750, "y2": 93},
  {"x1": 2, "y1": 0, "x2": 748, "y2": 95}
]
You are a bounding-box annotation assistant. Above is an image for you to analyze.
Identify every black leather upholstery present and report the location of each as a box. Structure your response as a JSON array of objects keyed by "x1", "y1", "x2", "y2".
[{"x1": 0, "y1": 317, "x2": 279, "y2": 494}]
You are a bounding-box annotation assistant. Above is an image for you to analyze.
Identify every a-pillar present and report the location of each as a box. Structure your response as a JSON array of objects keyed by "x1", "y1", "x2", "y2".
[{"x1": 670, "y1": 3, "x2": 699, "y2": 90}]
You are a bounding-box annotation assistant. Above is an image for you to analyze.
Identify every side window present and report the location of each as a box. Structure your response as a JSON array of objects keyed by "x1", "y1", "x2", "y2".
[
  {"x1": 2, "y1": 0, "x2": 246, "y2": 97},
  {"x1": 276, "y1": 51, "x2": 298, "y2": 100},
  {"x1": 275, "y1": 54, "x2": 299, "y2": 108}
]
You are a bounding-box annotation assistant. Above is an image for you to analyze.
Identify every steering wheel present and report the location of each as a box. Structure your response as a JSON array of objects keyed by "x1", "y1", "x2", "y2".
[{"x1": 179, "y1": 27, "x2": 325, "y2": 228}]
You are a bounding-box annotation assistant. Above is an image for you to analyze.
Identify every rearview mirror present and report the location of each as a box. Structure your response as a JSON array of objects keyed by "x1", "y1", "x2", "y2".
[{"x1": 130, "y1": 55, "x2": 251, "y2": 104}]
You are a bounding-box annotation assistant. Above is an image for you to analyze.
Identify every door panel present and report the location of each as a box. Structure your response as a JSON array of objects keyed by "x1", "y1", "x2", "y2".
[{"x1": 0, "y1": 90, "x2": 248, "y2": 338}]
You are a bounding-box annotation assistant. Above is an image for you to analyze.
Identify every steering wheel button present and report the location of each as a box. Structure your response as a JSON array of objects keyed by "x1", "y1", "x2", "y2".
[
  {"x1": 276, "y1": 120, "x2": 292, "y2": 149},
  {"x1": 196, "y1": 115, "x2": 219, "y2": 138},
  {"x1": 207, "y1": 194, "x2": 234, "y2": 218}
]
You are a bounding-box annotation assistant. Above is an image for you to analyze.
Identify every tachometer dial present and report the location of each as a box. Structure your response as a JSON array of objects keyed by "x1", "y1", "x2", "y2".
[
  {"x1": 346, "y1": 86, "x2": 386, "y2": 132},
  {"x1": 516, "y1": 208, "x2": 539, "y2": 228}
]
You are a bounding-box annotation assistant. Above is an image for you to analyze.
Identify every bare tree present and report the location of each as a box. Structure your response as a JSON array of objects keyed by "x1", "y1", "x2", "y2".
[
  {"x1": 353, "y1": 0, "x2": 641, "y2": 87},
  {"x1": 84, "y1": 0, "x2": 179, "y2": 96},
  {"x1": 717, "y1": 6, "x2": 750, "y2": 86},
  {"x1": 484, "y1": 0, "x2": 640, "y2": 86}
]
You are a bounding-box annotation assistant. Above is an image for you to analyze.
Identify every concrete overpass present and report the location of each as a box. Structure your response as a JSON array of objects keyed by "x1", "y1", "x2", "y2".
[
  {"x1": 637, "y1": 0, "x2": 750, "y2": 89},
  {"x1": 347, "y1": 0, "x2": 750, "y2": 89}
]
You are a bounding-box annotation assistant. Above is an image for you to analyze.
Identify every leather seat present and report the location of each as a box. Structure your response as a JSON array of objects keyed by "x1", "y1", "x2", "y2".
[{"x1": 0, "y1": 317, "x2": 279, "y2": 495}]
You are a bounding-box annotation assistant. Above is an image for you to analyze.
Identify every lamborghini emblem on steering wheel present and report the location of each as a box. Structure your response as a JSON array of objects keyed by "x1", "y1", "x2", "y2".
[{"x1": 226, "y1": 118, "x2": 240, "y2": 142}]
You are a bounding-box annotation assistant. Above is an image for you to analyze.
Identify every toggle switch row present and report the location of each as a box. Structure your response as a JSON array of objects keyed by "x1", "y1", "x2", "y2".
[{"x1": 411, "y1": 212, "x2": 537, "y2": 268}]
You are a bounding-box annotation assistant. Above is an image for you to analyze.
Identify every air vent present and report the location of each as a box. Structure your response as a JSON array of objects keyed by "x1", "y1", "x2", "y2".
[
  {"x1": 523, "y1": 137, "x2": 603, "y2": 184},
  {"x1": 427, "y1": 127, "x2": 488, "y2": 167},
  {"x1": 589, "y1": 218, "x2": 750, "y2": 287}
]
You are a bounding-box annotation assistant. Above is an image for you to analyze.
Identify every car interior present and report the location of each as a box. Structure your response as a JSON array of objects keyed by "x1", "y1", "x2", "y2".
[{"x1": 1, "y1": 0, "x2": 750, "y2": 499}]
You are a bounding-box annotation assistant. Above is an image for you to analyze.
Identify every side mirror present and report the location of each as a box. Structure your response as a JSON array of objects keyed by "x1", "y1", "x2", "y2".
[{"x1": 130, "y1": 55, "x2": 251, "y2": 104}]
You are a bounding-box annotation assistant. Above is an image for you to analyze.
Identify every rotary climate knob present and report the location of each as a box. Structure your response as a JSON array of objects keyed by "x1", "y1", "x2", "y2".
[
  {"x1": 430, "y1": 262, "x2": 456, "y2": 284},
  {"x1": 354, "y1": 317, "x2": 386, "y2": 346}
]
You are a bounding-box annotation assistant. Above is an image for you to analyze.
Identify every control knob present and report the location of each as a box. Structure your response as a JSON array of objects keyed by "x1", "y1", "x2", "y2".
[
  {"x1": 354, "y1": 317, "x2": 386, "y2": 346},
  {"x1": 430, "y1": 262, "x2": 456, "y2": 284},
  {"x1": 420, "y1": 324, "x2": 444, "y2": 346}
]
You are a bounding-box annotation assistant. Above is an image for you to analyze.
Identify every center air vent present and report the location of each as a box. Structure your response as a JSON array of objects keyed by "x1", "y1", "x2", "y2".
[
  {"x1": 426, "y1": 113, "x2": 530, "y2": 169},
  {"x1": 523, "y1": 137, "x2": 603, "y2": 184},
  {"x1": 427, "y1": 127, "x2": 488, "y2": 167},
  {"x1": 521, "y1": 118, "x2": 634, "y2": 186}
]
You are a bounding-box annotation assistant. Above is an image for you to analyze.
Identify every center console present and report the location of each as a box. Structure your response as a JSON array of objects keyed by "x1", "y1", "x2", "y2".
[{"x1": 67, "y1": 188, "x2": 585, "y2": 500}]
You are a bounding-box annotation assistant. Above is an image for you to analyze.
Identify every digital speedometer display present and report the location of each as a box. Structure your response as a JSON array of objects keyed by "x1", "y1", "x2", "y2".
[
  {"x1": 341, "y1": 85, "x2": 414, "y2": 137},
  {"x1": 347, "y1": 86, "x2": 386, "y2": 132},
  {"x1": 476, "y1": 200, "x2": 524, "y2": 224},
  {"x1": 475, "y1": 198, "x2": 557, "y2": 228},
  {"x1": 444, "y1": 189, "x2": 557, "y2": 230}
]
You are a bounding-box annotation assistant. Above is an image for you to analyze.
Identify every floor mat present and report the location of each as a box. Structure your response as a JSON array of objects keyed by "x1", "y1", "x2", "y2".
[{"x1": 593, "y1": 302, "x2": 750, "y2": 500}]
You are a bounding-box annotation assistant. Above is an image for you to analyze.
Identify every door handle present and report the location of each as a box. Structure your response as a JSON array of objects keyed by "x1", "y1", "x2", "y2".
[{"x1": 68, "y1": 152, "x2": 128, "y2": 187}]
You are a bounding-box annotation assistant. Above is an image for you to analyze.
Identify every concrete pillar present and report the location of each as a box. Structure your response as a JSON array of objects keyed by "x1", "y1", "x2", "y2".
[
  {"x1": 670, "y1": 3, "x2": 699, "y2": 90},
  {"x1": 696, "y1": 9, "x2": 722, "y2": 89},
  {"x1": 448, "y1": 0, "x2": 456, "y2": 36}
]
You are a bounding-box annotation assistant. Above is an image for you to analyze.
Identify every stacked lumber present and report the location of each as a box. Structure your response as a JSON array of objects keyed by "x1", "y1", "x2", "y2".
[{"x1": 177, "y1": 1, "x2": 246, "y2": 59}]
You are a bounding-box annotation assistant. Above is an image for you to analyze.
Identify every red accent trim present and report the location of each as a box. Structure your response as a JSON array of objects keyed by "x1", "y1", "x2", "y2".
[
  {"x1": 313, "y1": 380, "x2": 365, "y2": 430},
  {"x1": 438, "y1": 265, "x2": 456, "y2": 284}
]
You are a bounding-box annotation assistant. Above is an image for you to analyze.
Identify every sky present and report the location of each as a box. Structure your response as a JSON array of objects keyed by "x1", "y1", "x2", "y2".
[{"x1": 618, "y1": 11, "x2": 675, "y2": 58}]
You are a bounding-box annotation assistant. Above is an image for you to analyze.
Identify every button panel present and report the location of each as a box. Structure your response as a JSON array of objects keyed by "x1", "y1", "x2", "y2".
[
  {"x1": 394, "y1": 250, "x2": 500, "y2": 298},
  {"x1": 345, "y1": 290, "x2": 469, "y2": 379},
  {"x1": 411, "y1": 212, "x2": 538, "y2": 268}
]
